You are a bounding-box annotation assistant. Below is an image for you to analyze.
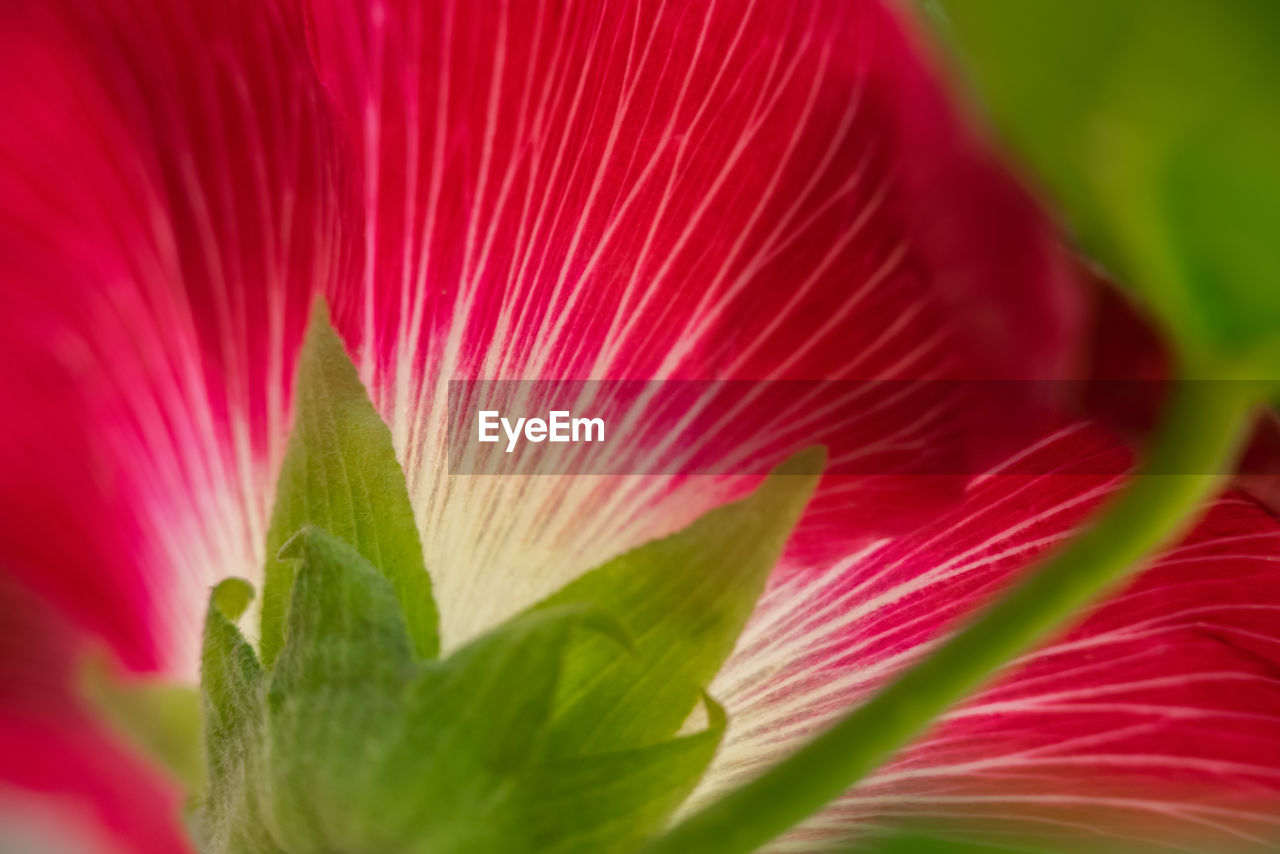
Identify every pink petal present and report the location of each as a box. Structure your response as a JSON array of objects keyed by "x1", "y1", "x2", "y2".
[
  {"x1": 0, "y1": 0, "x2": 350, "y2": 670},
  {"x1": 0, "y1": 0, "x2": 1079, "y2": 665},
  {"x1": 0, "y1": 578, "x2": 190, "y2": 853},
  {"x1": 702, "y1": 425, "x2": 1280, "y2": 851},
  {"x1": 302, "y1": 0, "x2": 1080, "y2": 637}
]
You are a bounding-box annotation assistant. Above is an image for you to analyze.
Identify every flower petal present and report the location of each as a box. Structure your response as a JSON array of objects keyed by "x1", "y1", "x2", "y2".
[
  {"x1": 304, "y1": 0, "x2": 1080, "y2": 642},
  {"x1": 0, "y1": 578, "x2": 190, "y2": 853},
  {"x1": 701, "y1": 425, "x2": 1280, "y2": 852},
  {"x1": 0, "y1": 0, "x2": 351, "y2": 671},
  {"x1": 0, "y1": 0, "x2": 1078, "y2": 671},
  {"x1": 0, "y1": 0, "x2": 1085, "y2": 666}
]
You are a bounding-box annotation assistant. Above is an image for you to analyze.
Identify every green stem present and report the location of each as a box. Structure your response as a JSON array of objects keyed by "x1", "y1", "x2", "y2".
[{"x1": 645, "y1": 381, "x2": 1255, "y2": 854}]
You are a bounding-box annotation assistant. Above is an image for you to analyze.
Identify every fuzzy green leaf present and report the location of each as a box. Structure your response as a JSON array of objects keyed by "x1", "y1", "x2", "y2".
[
  {"x1": 927, "y1": 0, "x2": 1280, "y2": 376},
  {"x1": 262, "y1": 526, "x2": 415, "y2": 852},
  {"x1": 200, "y1": 580, "x2": 275, "y2": 854},
  {"x1": 270, "y1": 526, "x2": 415, "y2": 695},
  {"x1": 534, "y1": 448, "x2": 822, "y2": 753},
  {"x1": 259, "y1": 301, "x2": 437, "y2": 666}
]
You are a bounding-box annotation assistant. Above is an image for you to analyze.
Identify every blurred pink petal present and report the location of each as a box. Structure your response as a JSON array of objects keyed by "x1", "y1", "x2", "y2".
[
  {"x1": 301, "y1": 0, "x2": 1079, "y2": 635},
  {"x1": 0, "y1": 0, "x2": 349, "y2": 670},
  {"x1": 0, "y1": 0, "x2": 1076, "y2": 664},
  {"x1": 704, "y1": 425, "x2": 1280, "y2": 852},
  {"x1": 0, "y1": 578, "x2": 191, "y2": 852}
]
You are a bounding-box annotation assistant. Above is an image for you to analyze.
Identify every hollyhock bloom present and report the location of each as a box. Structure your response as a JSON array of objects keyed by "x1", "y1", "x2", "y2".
[{"x1": 1, "y1": 1, "x2": 1277, "y2": 853}]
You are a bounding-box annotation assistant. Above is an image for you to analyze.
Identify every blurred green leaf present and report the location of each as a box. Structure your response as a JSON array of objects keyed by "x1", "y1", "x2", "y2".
[
  {"x1": 80, "y1": 655, "x2": 205, "y2": 796},
  {"x1": 534, "y1": 448, "x2": 822, "y2": 754},
  {"x1": 928, "y1": 0, "x2": 1280, "y2": 376},
  {"x1": 259, "y1": 301, "x2": 438, "y2": 667}
]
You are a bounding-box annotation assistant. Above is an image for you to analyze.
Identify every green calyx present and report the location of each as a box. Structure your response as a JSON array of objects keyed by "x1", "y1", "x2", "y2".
[
  {"x1": 198, "y1": 528, "x2": 725, "y2": 854},
  {"x1": 259, "y1": 301, "x2": 440, "y2": 668},
  {"x1": 178, "y1": 303, "x2": 820, "y2": 853}
]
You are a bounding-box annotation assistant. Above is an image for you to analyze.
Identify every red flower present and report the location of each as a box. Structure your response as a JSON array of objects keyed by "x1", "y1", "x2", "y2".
[{"x1": 0, "y1": 0, "x2": 1275, "y2": 851}]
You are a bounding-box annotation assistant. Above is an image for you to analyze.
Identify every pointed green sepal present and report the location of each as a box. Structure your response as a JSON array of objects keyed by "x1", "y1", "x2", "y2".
[
  {"x1": 528, "y1": 693, "x2": 728, "y2": 854},
  {"x1": 199, "y1": 580, "x2": 274, "y2": 854},
  {"x1": 260, "y1": 300, "x2": 438, "y2": 667},
  {"x1": 271, "y1": 525, "x2": 415, "y2": 693},
  {"x1": 534, "y1": 448, "x2": 823, "y2": 753},
  {"x1": 212, "y1": 576, "x2": 254, "y2": 622}
]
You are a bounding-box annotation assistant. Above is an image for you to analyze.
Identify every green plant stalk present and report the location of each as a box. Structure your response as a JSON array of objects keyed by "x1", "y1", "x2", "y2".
[{"x1": 644, "y1": 381, "x2": 1256, "y2": 854}]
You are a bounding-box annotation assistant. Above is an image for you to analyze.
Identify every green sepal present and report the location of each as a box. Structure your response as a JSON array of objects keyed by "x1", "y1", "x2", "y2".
[
  {"x1": 271, "y1": 525, "x2": 415, "y2": 694},
  {"x1": 212, "y1": 577, "x2": 254, "y2": 623},
  {"x1": 362, "y1": 605, "x2": 628, "y2": 853},
  {"x1": 363, "y1": 608, "x2": 725, "y2": 854},
  {"x1": 261, "y1": 526, "x2": 416, "y2": 852},
  {"x1": 199, "y1": 579, "x2": 276, "y2": 854},
  {"x1": 528, "y1": 694, "x2": 727, "y2": 854},
  {"x1": 260, "y1": 300, "x2": 438, "y2": 667},
  {"x1": 533, "y1": 448, "x2": 822, "y2": 753}
]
